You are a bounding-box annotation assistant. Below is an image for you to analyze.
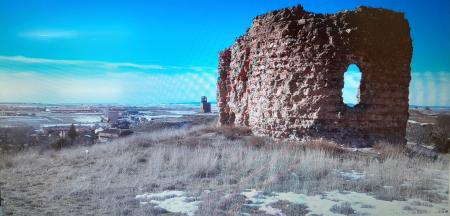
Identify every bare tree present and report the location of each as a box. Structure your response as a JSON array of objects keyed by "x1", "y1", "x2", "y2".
[{"x1": 68, "y1": 124, "x2": 78, "y2": 144}]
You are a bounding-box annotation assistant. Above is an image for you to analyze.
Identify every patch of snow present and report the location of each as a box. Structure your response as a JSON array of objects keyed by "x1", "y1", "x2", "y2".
[
  {"x1": 400, "y1": 182, "x2": 413, "y2": 187},
  {"x1": 408, "y1": 120, "x2": 419, "y2": 124},
  {"x1": 136, "y1": 191, "x2": 201, "y2": 216},
  {"x1": 408, "y1": 120, "x2": 434, "y2": 126},
  {"x1": 342, "y1": 147, "x2": 374, "y2": 154},
  {"x1": 142, "y1": 115, "x2": 183, "y2": 120},
  {"x1": 260, "y1": 205, "x2": 283, "y2": 215},
  {"x1": 94, "y1": 127, "x2": 104, "y2": 134},
  {"x1": 168, "y1": 110, "x2": 197, "y2": 115},
  {"x1": 241, "y1": 189, "x2": 448, "y2": 216},
  {"x1": 73, "y1": 115, "x2": 102, "y2": 123},
  {"x1": 333, "y1": 169, "x2": 365, "y2": 181}
]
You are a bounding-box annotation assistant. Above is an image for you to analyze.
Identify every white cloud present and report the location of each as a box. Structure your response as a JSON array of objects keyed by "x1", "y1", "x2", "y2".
[
  {"x1": 343, "y1": 70, "x2": 362, "y2": 105},
  {"x1": 344, "y1": 70, "x2": 362, "y2": 89}
]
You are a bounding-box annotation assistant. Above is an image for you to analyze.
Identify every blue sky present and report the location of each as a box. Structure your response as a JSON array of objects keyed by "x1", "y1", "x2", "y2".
[{"x1": 0, "y1": 0, "x2": 449, "y2": 105}]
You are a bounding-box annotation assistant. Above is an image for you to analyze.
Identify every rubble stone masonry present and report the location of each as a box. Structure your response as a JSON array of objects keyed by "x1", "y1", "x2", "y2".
[{"x1": 217, "y1": 5, "x2": 412, "y2": 147}]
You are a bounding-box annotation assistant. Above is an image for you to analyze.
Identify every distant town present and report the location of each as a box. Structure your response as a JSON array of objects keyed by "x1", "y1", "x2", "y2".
[{"x1": 0, "y1": 97, "x2": 216, "y2": 152}]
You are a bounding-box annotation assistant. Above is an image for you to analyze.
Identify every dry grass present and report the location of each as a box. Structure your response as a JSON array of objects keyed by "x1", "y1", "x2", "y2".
[
  {"x1": 0, "y1": 124, "x2": 448, "y2": 215},
  {"x1": 200, "y1": 124, "x2": 252, "y2": 140},
  {"x1": 0, "y1": 153, "x2": 14, "y2": 170}
]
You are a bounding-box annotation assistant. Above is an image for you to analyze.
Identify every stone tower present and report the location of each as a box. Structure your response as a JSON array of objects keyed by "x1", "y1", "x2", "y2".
[
  {"x1": 200, "y1": 96, "x2": 211, "y2": 113},
  {"x1": 217, "y1": 6, "x2": 412, "y2": 147}
]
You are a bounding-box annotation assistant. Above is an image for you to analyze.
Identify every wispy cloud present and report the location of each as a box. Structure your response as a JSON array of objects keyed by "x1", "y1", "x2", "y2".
[
  {"x1": 19, "y1": 30, "x2": 80, "y2": 39},
  {"x1": 410, "y1": 71, "x2": 450, "y2": 106},
  {"x1": 0, "y1": 56, "x2": 167, "y2": 71},
  {"x1": 0, "y1": 55, "x2": 217, "y2": 104}
]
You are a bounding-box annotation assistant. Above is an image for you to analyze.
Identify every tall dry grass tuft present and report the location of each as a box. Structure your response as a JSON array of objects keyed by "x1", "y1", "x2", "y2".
[
  {"x1": 303, "y1": 139, "x2": 345, "y2": 155},
  {"x1": 0, "y1": 153, "x2": 14, "y2": 170},
  {"x1": 202, "y1": 125, "x2": 252, "y2": 140}
]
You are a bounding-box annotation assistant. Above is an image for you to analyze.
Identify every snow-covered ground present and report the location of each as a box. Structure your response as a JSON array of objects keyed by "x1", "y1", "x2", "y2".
[
  {"x1": 408, "y1": 119, "x2": 434, "y2": 126},
  {"x1": 241, "y1": 189, "x2": 448, "y2": 216},
  {"x1": 72, "y1": 115, "x2": 102, "y2": 123},
  {"x1": 136, "y1": 183, "x2": 448, "y2": 216},
  {"x1": 134, "y1": 168, "x2": 448, "y2": 216},
  {"x1": 142, "y1": 114, "x2": 183, "y2": 120},
  {"x1": 136, "y1": 191, "x2": 201, "y2": 216},
  {"x1": 239, "y1": 168, "x2": 448, "y2": 215},
  {"x1": 332, "y1": 169, "x2": 365, "y2": 181},
  {"x1": 167, "y1": 110, "x2": 197, "y2": 115}
]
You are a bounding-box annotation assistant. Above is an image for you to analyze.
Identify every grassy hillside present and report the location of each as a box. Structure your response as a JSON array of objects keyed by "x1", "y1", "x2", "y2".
[{"x1": 0, "y1": 124, "x2": 448, "y2": 215}]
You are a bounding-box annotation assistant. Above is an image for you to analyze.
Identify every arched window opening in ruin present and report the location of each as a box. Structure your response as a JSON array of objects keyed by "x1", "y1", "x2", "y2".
[{"x1": 342, "y1": 64, "x2": 362, "y2": 107}]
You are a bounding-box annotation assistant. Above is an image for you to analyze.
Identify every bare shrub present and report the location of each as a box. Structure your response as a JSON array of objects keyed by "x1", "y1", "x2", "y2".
[
  {"x1": 433, "y1": 114, "x2": 450, "y2": 153},
  {"x1": 0, "y1": 126, "x2": 36, "y2": 152},
  {"x1": 245, "y1": 136, "x2": 269, "y2": 148},
  {"x1": 373, "y1": 141, "x2": 438, "y2": 161},
  {"x1": 373, "y1": 142, "x2": 408, "y2": 159},
  {"x1": 303, "y1": 139, "x2": 344, "y2": 155},
  {"x1": 198, "y1": 193, "x2": 246, "y2": 215},
  {"x1": 403, "y1": 205, "x2": 428, "y2": 214},
  {"x1": 271, "y1": 201, "x2": 309, "y2": 216},
  {"x1": 330, "y1": 202, "x2": 355, "y2": 215},
  {"x1": 407, "y1": 122, "x2": 434, "y2": 144},
  {"x1": 50, "y1": 138, "x2": 69, "y2": 150},
  {"x1": 204, "y1": 125, "x2": 252, "y2": 140},
  {"x1": 360, "y1": 204, "x2": 374, "y2": 208},
  {"x1": 136, "y1": 157, "x2": 147, "y2": 163}
]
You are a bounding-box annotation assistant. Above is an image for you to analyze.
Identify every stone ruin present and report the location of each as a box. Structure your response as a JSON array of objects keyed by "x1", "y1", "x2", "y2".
[
  {"x1": 217, "y1": 5, "x2": 412, "y2": 147},
  {"x1": 200, "y1": 96, "x2": 212, "y2": 113}
]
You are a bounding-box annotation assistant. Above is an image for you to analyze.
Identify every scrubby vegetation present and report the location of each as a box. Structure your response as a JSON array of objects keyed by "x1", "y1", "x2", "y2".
[
  {"x1": 433, "y1": 114, "x2": 450, "y2": 153},
  {"x1": 407, "y1": 111, "x2": 450, "y2": 153},
  {"x1": 0, "y1": 126, "x2": 37, "y2": 152},
  {"x1": 0, "y1": 124, "x2": 448, "y2": 215}
]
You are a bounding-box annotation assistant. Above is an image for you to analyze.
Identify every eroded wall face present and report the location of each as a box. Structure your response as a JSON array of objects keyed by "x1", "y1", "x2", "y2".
[{"x1": 218, "y1": 6, "x2": 412, "y2": 147}]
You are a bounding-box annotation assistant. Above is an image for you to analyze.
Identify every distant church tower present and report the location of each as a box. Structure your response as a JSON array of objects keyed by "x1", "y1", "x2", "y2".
[{"x1": 200, "y1": 96, "x2": 211, "y2": 113}]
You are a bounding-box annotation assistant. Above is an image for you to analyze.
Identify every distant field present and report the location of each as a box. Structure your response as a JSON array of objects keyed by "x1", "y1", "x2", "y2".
[{"x1": 0, "y1": 113, "x2": 103, "y2": 128}]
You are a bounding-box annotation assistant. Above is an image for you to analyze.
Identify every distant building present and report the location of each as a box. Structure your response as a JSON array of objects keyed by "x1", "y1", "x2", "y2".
[
  {"x1": 43, "y1": 126, "x2": 69, "y2": 138},
  {"x1": 106, "y1": 110, "x2": 120, "y2": 125},
  {"x1": 200, "y1": 96, "x2": 211, "y2": 113},
  {"x1": 43, "y1": 125, "x2": 93, "y2": 139},
  {"x1": 116, "y1": 119, "x2": 131, "y2": 129},
  {"x1": 97, "y1": 128, "x2": 133, "y2": 142}
]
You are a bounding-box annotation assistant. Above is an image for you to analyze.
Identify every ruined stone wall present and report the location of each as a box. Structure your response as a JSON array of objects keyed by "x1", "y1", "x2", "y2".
[{"x1": 217, "y1": 6, "x2": 412, "y2": 147}]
